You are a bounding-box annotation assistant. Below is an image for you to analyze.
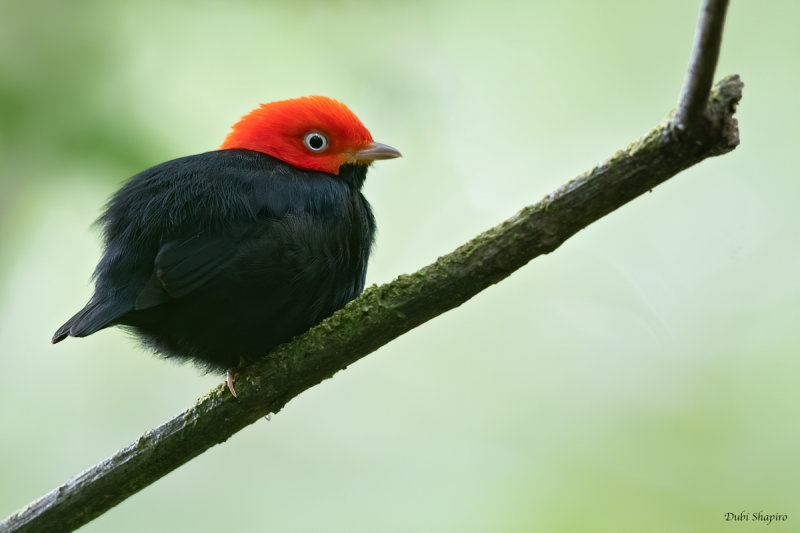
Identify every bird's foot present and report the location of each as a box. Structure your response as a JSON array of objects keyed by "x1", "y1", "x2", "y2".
[
  {"x1": 226, "y1": 368, "x2": 239, "y2": 397},
  {"x1": 225, "y1": 356, "x2": 247, "y2": 397}
]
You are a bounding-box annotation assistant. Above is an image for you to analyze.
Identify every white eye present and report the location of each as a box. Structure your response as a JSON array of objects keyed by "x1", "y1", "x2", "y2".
[{"x1": 303, "y1": 132, "x2": 329, "y2": 152}]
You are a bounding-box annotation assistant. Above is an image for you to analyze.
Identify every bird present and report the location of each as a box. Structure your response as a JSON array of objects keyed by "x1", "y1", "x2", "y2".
[{"x1": 52, "y1": 95, "x2": 401, "y2": 396}]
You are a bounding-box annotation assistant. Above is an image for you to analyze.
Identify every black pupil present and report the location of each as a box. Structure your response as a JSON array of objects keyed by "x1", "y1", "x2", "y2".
[{"x1": 308, "y1": 134, "x2": 324, "y2": 150}]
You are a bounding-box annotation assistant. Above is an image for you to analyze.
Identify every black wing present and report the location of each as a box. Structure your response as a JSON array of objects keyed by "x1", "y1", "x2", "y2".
[
  {"x1": 52, "y1": 149, "x2": 296, "y2": 344},
  {"x1": 134, "y1": 230, "x2": 244, "y2": 310}
]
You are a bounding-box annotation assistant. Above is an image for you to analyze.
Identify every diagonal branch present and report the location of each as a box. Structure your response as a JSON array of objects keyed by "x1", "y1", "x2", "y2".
[
  {"x1": 1, "y1": 4, "x2": 739, "y2": 530},
  {"x1": 675, "y1": 0, "x2": 730, "y2": 128},
  {"x1": 0, "y1": 74, "x2": 743, "y2": 533}
]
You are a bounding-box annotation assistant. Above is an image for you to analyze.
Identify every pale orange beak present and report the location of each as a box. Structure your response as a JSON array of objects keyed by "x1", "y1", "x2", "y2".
[{"x1": 352, "y1": 142, "x2": 402, "y2": 163}]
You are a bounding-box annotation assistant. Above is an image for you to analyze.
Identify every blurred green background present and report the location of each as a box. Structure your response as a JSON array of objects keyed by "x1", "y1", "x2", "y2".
[{"x1": 1, "y1": 0, "x2": 798, "y2": 531}]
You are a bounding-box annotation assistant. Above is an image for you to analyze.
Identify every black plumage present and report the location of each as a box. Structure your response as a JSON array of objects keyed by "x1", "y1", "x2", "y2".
[{"x1": 52, "y1": 148, "x2": 375, "y2": 372}]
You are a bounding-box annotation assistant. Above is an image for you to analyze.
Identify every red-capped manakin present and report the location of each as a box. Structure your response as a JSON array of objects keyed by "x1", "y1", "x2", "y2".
[{"x1": 52, "y1": 96, "x2": 401, "y2": 395}]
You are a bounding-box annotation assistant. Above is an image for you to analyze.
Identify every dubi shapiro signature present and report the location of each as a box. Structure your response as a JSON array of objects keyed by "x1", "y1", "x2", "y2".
[{"x1": 724, "y1": 511, "x2": 788, "y2": 525}]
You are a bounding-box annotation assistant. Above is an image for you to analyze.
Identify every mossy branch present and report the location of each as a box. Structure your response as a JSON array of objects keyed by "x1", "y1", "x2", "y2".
[
  {"x1": 1, "y1": 5, "x2": 740, "y2": 530},
  {"x1": 0, "y1": 74, "x2": 744, "y2": 533}
]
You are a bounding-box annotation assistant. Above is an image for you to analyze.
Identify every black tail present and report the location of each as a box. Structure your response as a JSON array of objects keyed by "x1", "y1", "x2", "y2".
[
  {"x1": 52, "y1": 318, "x2": 76, "y2": 343},
  {"x1": 52, "y1": 298, "x2": 131, "y2": 344}
]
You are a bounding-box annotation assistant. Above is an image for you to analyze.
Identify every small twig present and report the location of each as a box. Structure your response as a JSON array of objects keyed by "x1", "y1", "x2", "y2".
[{"x1": 675, "y1": 0, "x2": 730, "y2": 129}]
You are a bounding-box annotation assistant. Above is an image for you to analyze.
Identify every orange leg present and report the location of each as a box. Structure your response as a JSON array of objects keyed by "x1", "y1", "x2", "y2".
[
  {"x1": 225, "y1": 357, "x2": 247, "y2": 397},
  {"x1": 226, "y1": 368, "x2": 239, "y2": 397}
]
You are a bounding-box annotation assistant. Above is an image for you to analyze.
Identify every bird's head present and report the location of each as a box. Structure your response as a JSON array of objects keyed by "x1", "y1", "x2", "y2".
[{"x1": 220, "y1": 95, "x2": 401, "y2": 175}]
